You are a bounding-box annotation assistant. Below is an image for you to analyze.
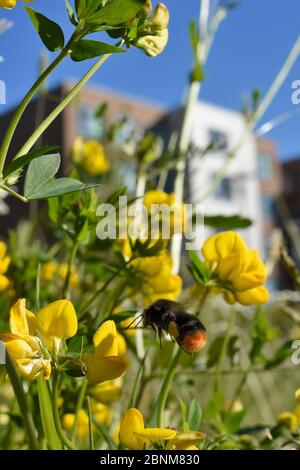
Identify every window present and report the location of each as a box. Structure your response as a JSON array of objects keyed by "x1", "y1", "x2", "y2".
[
  {"x1": 77, "y1": 105, "x2": 104, "y2": 139},
  {"x1": 113, "y1": 161, "x2": 136, "y2": 195},
  {"x1": 114, "y1": 115, "x2": 141, "y2": 145},
  {"x1": 208, "y1": 129, "x2": 228, "y2": 151},
  {"x1": 258, "y1": 153, "x2": 273, "y2": 181},
  {"x1": 214, "y1": 177, "x2": 233, "y2": 200},
  {"x1": 261, "y1": 194, "x2": 275, "y2": 220}
]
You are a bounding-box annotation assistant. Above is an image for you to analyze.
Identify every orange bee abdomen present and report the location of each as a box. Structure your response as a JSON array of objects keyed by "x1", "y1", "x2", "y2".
[{"x1": 180, "y1": 330, "x2": 207, "y2": 354}]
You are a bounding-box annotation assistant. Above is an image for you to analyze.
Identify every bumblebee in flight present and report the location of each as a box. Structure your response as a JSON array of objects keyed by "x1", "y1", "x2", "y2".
[{"x1": 142, "y1": 299, "x2": 207, "y2": 354}]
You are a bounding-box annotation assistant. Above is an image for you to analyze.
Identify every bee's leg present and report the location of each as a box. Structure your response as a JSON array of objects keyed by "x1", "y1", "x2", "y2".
[
  {"x1": 151, "y1": 324, "x2": 157, "y2": 337},
  {"x1": 158, "y1": 328, "x2": 163, "y2": 349},
  {"x1": 169, "y1": 333, "x2": 175, "y2": 344}
]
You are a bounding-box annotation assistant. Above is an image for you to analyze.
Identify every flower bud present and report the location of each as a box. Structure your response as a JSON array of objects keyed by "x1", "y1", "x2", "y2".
[
  {"x1": 135, "y1": 28, "x2": 169, "y2": 57},
  {"x1": 151, "y1": 3, "x2": 169, "y2": 29},
  {"x1": 137, "y1": 0, "x2": 152, "y2": 19}
]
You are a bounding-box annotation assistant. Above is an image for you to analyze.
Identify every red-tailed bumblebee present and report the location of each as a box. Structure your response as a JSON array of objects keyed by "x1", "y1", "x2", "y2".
[{"x1": 142, "y1": 299, "x2": 207, "y2": 354}]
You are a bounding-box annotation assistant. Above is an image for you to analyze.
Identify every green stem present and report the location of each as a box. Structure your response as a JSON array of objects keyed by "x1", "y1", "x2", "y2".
[
  {"x1": 37, "y1": 374, "x2": 62, "y2": 450},
  {"x1": 0, "y1": 33, "x2": 77, "y2": 176},
  {"x1": 15, "y1": 54, "x2": 111, "y2": 159},
  {"x1": 62, "y1": 241, "x2": 79, "y2": 298},
  {"x1": 214, "y1": 309, "x2": 237, "y2": 392},
  {"x1": 228, "y1": 369, "x2": 249, "y2": 413},
  {"x1": 0, "y1": 183, "x2": 28, "y2": 202},
  {"x1": 52, "y1": 372, "x2": 76, "y2": 450},
  {"x1": 87, "y1": 396, "x2": 94, "y2": 450},
  {"x1": 71, "y1": 378, "x2": 88, "y2": 443},
  {"x1": 170, "y1": 80, "x2": 201, "y2": 275},
  {"x1": 148, "y1": 347, "x2": 181, "y2": 428},
  {"x1": 5, "y1": 352, "x2": 39, "y2": 450},
  {"x1": 79, "y1": 261, "x2": 131, "y2": 319}
]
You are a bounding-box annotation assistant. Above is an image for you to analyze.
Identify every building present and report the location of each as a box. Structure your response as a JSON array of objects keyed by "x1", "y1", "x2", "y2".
[
  {"x1": 0, "y1": 83, "x2": 283, "y2": 274},
  {"x1": 155, "y1": 101, "x2": 269, "y2": 255},
  {"x1": 257, "y1": 139, "x2": 283, "y2": 253},
  {"x1": 281, "y1": 156, "x2": 300, "y2": 269},
  {"x1": 0, "y1": 82, "x2": 165, "y2": 231},
  {"x1": 282, "y1": 157, "x2": 300, "y2": 226}
]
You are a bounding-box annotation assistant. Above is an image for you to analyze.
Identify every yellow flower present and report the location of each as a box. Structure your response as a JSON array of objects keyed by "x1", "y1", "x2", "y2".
[
  {"x1": 295, "y1": 404, "x2": 300, "y2": 426},
  {"x1": 41, "y1": 262, "x2": 79, "y2": 288},
  {"x1": 63, "y1": 410, "x2": 89, "y2": 439},
  {"x1": 135, "y1": 3, "x2": 169, "y2": 57},
  {"x1": 277, "y1": 412, "x2": 298, "y2": 432},
  {"x1": 201, "y1": 231, "x2": 269, "y2": 306},
  {"x1": 92, "y1": 401, "x2": 112, "y2": 427},
  {"x1": 143, "y1": 190, "x2": 186, "y2": 236},
  {"x1": 0, "y1": 0, "x2": 31, "y2": 9},
  {"x1": 40, "y1": 261, "x2": 57, "y2": 282},
  {"x1": 71, "y1": 137, "x2": 110, "y2": 176},
  {"x1": 166, "y1": 432, "x2": 205, "y2": 450},
  {"x1": 131, "y1": 251, "x2": 182, "y2": 305},
  {"x1": 295, "y1": 388, "x2": 300, "y2": 403},
  {"x1": 57, "y1": 264, "x2": 80, "y2": 288},
  {"x1": 83, "y1": 320, "x2": 127, "y2": 384},
  {"x1": 119, "y1": 408, "x2": 176, "y2": 450},
  {"x1": 0, "y1": 241, "x2": 10, "y2": 293},
  {"x1": 89, "y1": 380, "x2": 122, "y2": 404},
  {"x1": 63, "y1": 403, "x2": 112, "y2": 439},
  {"x1": 0, "y1": 298, "x2": 78, "y2": 380}
]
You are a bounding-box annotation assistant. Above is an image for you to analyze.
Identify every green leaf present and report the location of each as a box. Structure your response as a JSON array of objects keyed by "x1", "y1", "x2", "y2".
[
  {"x1": 65, "y1": 0, "x2": 78, "y2": 25},
  {"x1": 188, "y1": 250, "x2": 209, "y2": 283},
  {"x1": 250, "y1": 308, "x2": 277, "y2": 364},
  {"x1": 87, "y1": 0, "x2": 146, "y2": 25},
  {"x1": 176, "y1": 395, "x2": 189, "y2": 432},
  {"x1": 189, "y1": 20, "x2": 199, "y2": 57},
  {"x1": 27, "y1": 177, "x2": 98, "y2": 200},
  {"x1": 223, "y1": 409, "x2": 246, "y2": 433},
  {"x1": 25, "y1": 153, "x2": 60, "y2": 197},
  {"x1": 24, "y1": 154, "x2": 100, "y2": 200},
  {"x1": 187, "y1": 399, "x2": 202, "y2": 430},
  {"x1": 204, "y1": 389, "x2": 224, "y2": 420},
  {"x1": 25, "y1": 7, "x2": 64, "y2": 52},
  {"x1": 204, "y1": 214, "x2": 252, "y2": 230},
  {"x1": 265, "y1": 341, "x2": 293, "y2": 369},
  {"x1": 207, "y1": 336, "x2": 226, "y2": 368},
  {"x1": 3, "y1": 146, "x2": 59, "y2": 179},
  {"x1": 70, "y1": 39, "x2": 125, "y2": 61},
  {"x1": 48, "y1": 197, "x2": 60, "y2": 224}
]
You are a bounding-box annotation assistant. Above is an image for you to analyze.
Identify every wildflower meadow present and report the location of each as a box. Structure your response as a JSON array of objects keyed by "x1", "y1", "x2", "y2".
[{"x1": 0, "y1": 0, "x2": 300, "y2": 457}]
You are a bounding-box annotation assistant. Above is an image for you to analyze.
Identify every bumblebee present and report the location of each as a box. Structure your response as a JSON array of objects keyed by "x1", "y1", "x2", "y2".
[{"x1": 143, "y1": 299, "x2": 207, "y2": 354}]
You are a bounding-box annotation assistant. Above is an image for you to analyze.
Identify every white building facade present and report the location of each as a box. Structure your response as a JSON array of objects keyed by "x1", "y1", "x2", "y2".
[{"x1": 188, "y1": 101, "x2": 264, "y2": 255}]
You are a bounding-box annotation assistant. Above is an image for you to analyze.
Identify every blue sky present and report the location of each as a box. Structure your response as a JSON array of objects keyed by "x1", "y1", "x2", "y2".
[{"x1": 1, "y1": 0, "x2": 300, "y2": 160}]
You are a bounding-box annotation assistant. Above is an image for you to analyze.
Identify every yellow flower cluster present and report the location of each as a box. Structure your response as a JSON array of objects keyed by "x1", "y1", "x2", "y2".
[
  {"x1": 0, "y1": 0, "x2": 31, "y2": 9},
  {"x1": 0, "y1": 300, "x2": 127, "y2": 385},
  {"x1": 62, "y1": 403, "x2": 112, "y2": 439},
  {"x1": 201, "y1": 231, "x2": 269, "y2": 306},
  {"x1": 0, "y1": 242, "x2": 10, "y2": 293},
  {"x1": 63, "y1": 380, "x2": 122, "y2": 439},
  {"x1": 0, "y1": 299, "x2": 77, "y2": 380},
  {"x1": 71, "y1": 137, "x2": 110, "y2": 176},
  {"x1": 118, "y1": 408, "x2": 205, "y2": 450},
  {"x1": 143, "y1": 189, "x2": 186, "y2": 236},
  {"x1": 41, "y1": 261, "x2": 79, "y2": 288},
  {"x1": 131, "y1": 251, "x2": 182, "y2": 305}
]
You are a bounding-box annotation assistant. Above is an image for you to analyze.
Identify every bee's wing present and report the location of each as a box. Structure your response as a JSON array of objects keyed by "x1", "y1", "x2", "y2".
[{"x1": 176, "y1": 292, "x2": 203, "y2": 315}]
